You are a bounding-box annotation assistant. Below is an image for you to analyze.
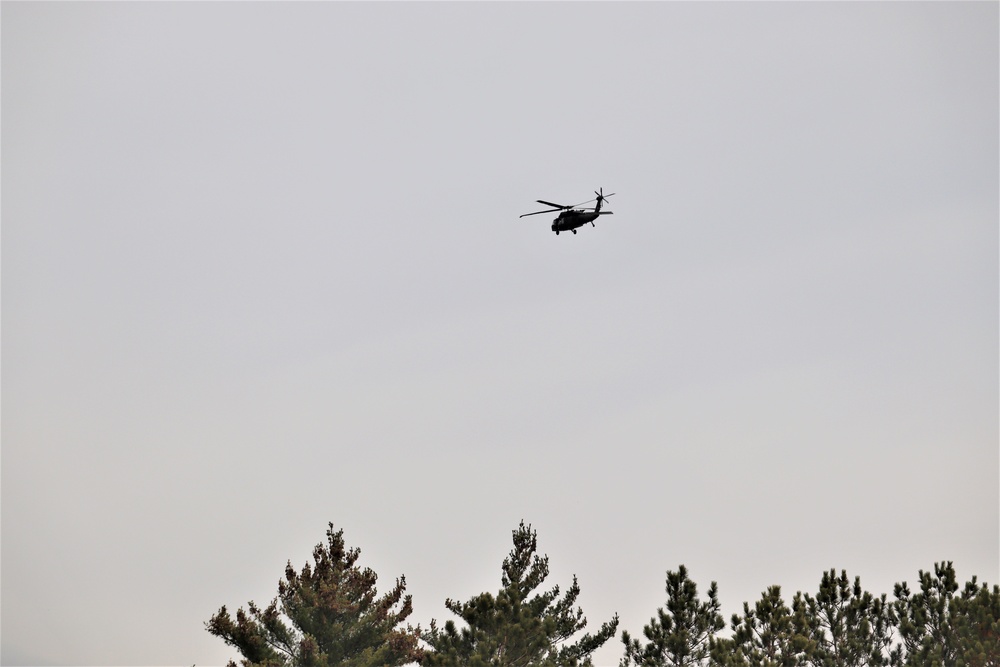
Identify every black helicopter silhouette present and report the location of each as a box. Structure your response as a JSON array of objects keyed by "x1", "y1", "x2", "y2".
[{"x1": 519, "y1": 188, "x2": 615, "y2": 235}]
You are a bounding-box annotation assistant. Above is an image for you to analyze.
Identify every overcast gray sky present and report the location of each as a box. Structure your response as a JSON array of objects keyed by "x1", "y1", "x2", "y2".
[{"x1": 2, "y1": 2, "x2": 997, "y2": 665}]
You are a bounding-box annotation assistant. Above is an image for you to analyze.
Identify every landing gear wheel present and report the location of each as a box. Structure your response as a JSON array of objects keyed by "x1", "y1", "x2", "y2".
[{"x1": 572, "y1": 229, "x2": 577, "y2": 234}]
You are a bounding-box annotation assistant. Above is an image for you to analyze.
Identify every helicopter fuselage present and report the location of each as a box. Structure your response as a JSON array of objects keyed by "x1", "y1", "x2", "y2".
[{"x1": 552, "y1": 210, "x2": 612, "y2": 235}]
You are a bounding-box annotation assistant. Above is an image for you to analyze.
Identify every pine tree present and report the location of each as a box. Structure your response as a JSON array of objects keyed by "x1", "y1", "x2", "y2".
[
  {"x1": 620, "y1": 564, "x2": 724, "y2": 667},
  {"x1": 420, "y1": 521, "x2": 619, "y2": 667},
  {"x1": 206, "y1": 523, "x2": 422, "y2": 667},
  {"x1": 715, "y1": 585, "x2": 812, "y2": 667},
  {"x1": 792, "y1": 569, "x2": 894, "y2": 667},
  {"x1": 890, "y1": 562, "x2": 961, "y2": 667},
  {"x1": 891, "y1": 563, "x2": 1000, "y2": 667},
  {"x1": 951, "y1": 579, "x2": 1000, "y2": 667}
]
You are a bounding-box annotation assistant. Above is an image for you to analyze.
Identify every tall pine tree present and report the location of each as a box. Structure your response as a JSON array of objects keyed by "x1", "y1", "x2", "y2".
[
  {"x1": 792, "y1": 569, "x2": 894, "y2": 667},
  {"x1": 890, "y1": 562, "x2": 1000, "y2": 667},
  {"x1": 421, "y1": 521, "x2": 619, "y2": 667},
  {"x1": 206, "y1": 523, "x2": 422, "y2": 667},
  {"x1": 620, "y1": 564, "x2": 724, "y2": 667},
  {"x1": 951, "y1": 579, "x2": 1000, "y2": 667},
  {"x1": 890, "y1": 562, "x2": 960, "y2": 667},
  {"x1": 712, "y1": 585, "x2": 812, "y2": 667}
]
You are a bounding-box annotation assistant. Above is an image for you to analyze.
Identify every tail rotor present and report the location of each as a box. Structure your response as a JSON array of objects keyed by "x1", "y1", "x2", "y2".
[
  {"x1": 594, "y1": 187, "x2": 615, "y2": 209},
  {"x1": 592, "y1": 187, "x2": 615, "y2": 224}
]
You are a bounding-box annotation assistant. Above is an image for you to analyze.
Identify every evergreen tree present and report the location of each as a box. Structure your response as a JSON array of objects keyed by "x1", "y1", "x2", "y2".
[
  {"x1": 890, "y1": 562, "x2": 961, "y2": 667},
  {"x1": 206, "y1": 523, "x2": 422, "y2": 667},
  {"x1": 713, "y1": 585, "x2": 812, "y2": 667},
  {"x1": 792, "y1": 570, "x2": 894, "y2": 667},
  {"x1": 891, "y1": 563, "x2": 1000, "y2": 667},
  {"x1": 951, "y1": 579, "x2": 1000, "y2": 667},
  {"x1": 420, "y1": 521, "x2": 619, "y2": 667},
  {"x1": 620, "y1": 565, "x2": 724, "y2": 667}
]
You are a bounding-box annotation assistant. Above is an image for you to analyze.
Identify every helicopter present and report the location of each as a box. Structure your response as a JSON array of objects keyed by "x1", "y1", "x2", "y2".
[{"x1": 519, "y1": 188, "x2": 615, "y2": 235}]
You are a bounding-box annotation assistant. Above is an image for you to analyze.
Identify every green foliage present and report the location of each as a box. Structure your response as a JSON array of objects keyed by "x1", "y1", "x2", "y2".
[
  {"x1": 890, "y1": 562, "x2": 1000, "y2": 667},
  {"x1": 890, "y1": 562, "x2": 961, "y2": 667},
  {"x1": 206, "y1": 523, "x2": 422, "y2": 667},
  {"x1": 792, "y1": 570, "x2": 894, "y2": 667},
  {"x1": 620, "y1": 565, "x2": 725, "y2": 667},
  {"x1": 951, "y1": 580, "x2": 1000, "y2": 667},
  {"x1": 206, "y1": 523, "x2": 998, "y2": 667},
  {"x1": 702, "y1": 565, "x2": 997, "y2": 667},
  {"x1": 420, "y1": 521, "x2": 619, "y2": 667},
  {"x1": 710, "y1": 585, "x2": 812, "y2": 667}
]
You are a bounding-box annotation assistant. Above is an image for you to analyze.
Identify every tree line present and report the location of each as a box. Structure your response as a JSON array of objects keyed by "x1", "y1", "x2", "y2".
[{"x1": 206, "y1": 521, "x2": 999, "y2": 667}]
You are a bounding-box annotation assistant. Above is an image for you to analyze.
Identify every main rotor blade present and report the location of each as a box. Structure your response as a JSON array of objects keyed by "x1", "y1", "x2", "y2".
[
  {"x1": 536, "y1": 199, "x2": 569, "y2": 209},
  {"x1": 520, "y1": 209, "x2": 561, "y2": 218}
]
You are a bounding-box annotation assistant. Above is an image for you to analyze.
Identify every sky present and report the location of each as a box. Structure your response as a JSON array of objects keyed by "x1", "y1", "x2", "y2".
[{"x1": 2, "y1": 2, "x2": 997, "y2": 665}]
